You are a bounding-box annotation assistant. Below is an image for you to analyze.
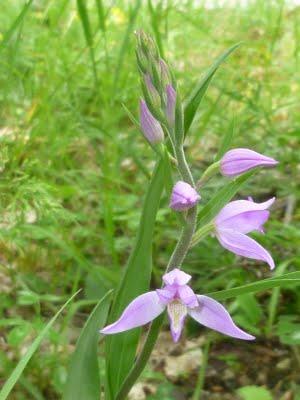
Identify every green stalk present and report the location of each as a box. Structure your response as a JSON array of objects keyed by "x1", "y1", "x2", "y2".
[
  {"x1": 192, "y1": 339, "x2": 210, "y2": 400},
  {"x1": 196, "y1": 161, "x2": 220, "y2": 188},
  {"x1": 115, "y1": 141, "x2": 198, "y2": 399}
]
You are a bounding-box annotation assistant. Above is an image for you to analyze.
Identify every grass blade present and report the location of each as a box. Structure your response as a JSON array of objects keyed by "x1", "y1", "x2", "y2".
[
  {"x1": 0, "y1": 0, "x2": 33, "y2": 53},
  {"x1": 63, "y1": 290, "x2": 112, "y2": 400},
  {"x1": 184, "y1": 42, "x2": 241, "y2": 134},
  {"x1": 113, "y1": 0, "x2": 142, "y2": 91},
  {"x1": 215, "y1": 115, "x2": 236, "y2": 160},
  {"x1": 148, "y1": 0, "x2": 164, "y2": 57},
  {"x1": 105, "y1": 159, "x2": 165, "y2": 399},
  {"x1": 76, "y1": 0, "x2": 98, "y2": 84},
  {"x1": 0, "y1": 290, "x2": 80, "y2": 400},
  {"x1": 95, "y1": 0, "x2": 106, "y2": 32}
]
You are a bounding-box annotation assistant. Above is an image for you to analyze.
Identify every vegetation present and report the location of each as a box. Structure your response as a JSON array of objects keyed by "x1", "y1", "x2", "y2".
[{"x1": 0, "y1": 1, "x2": 299, "y2": 399}]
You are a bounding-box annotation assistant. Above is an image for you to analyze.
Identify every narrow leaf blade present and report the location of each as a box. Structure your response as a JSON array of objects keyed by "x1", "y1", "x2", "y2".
[
  {"x1": 184, "y1": 42, "x2": 241, "y2": 134},
  {"x1": 0, "y1": 291, "x2": 80, "y2": 400},
  {"x1": 63, "y1": 291, "x2": 112, "y2": 400},
  {"x1": 196, "y1": 170, "x2": 255, "y2": 228},
  {"x1": 207, "y1": 272, "x2": 300, "y2": 301},
  {"x1": 113, "y1": 0, "x2": 142, "y2": 90},
  {"x1": 105, "y1": 159, "x2": 165, "y2": 398},
  {"x1": 0, "y1": 0, "x2": 33, "y2": 53},
  {"x1": 76, "y1": 0, "x2": 98, "y2": 83}
]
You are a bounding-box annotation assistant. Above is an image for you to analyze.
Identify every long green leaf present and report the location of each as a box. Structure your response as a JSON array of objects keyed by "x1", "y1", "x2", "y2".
[
  {"x1": 207, "y1": 272, "x2": 300, "y2": 301},
  {"x1": 105, "y1": 159, "x2": 165, "y2": 399},
  {"x1": 215, "y1": 115, "x2": 236, "y2": 160},
  {"x1": 63, "y1": 290, "x2": 112, "y2": 400},
  {"x1": 184, "y1": 42, "x2": 241, "y2": 134},
  {"x1": 95, "y1": 0, "x2": 106, "y2": 32},
  {"x1": 0, "y1": 291, "x2": 80, "y2": 400},
  {"x1": 76, "y1": 0, "x2": 98, "y2": 83},
  {"x1": 148, "y1": 0, "x2": 164, "y2": 57},
  {"x1": 113, "y1": 0, "x2": 142, "y2": 91},
  {"x1": 0, "y1": 0, "x2": 33, "y2": 53},
  {"x1": 196, "y1": 170, "x2": 254, "y2": 228}
]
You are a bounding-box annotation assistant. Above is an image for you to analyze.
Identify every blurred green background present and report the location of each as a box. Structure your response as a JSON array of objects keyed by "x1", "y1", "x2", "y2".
[{"x1": 0, "y1": 0, "x2": 299, "y2": 399}]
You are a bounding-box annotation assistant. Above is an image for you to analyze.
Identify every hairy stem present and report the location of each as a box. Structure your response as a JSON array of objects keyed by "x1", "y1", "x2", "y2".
[
  {"x1": 115, "y1": 145, "x2": 198, "y2": 399},
  {"x1": 166, "y1": 206, "x2": 197, "y2": 270},
  {"x1": 115, "y1": 315, "x2": 164, "y2": 400}
]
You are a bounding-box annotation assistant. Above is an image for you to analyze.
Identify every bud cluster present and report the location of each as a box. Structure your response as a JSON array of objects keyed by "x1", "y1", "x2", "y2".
[{"x1": 136, "y1": 30, "x2": 177, "y2": 145}]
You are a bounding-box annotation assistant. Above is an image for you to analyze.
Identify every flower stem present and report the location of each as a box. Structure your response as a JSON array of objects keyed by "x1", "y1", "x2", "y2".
[
  {"x1": 115, "y1": 144, "x2": 197, "y2": 399},
  {"x1": 115, "y1": 315, "x2": 164, "y2": 400},
  {"x1": 196, "y1": 161, "x2": 220, "y2": 188}
]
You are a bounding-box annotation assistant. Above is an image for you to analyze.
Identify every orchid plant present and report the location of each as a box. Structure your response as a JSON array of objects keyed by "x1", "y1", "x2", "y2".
[
  {"x1": 45, "y1": 31, "x2": 282, "y2": 400},
  {"x1": 86, "y1": 32, "x2": 279, "y2": 399}
]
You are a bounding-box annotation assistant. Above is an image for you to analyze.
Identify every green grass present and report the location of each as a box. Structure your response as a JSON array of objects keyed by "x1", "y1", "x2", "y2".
[{"x1": 0, "y1": 0, "x2": 299, "y2": 398}]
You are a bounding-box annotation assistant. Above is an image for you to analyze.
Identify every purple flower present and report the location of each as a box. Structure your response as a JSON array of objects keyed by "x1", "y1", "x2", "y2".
[
  {"x1": 140, "y1": 99, "x2": 164, "y2": 144},
  {"x1": 215, "y1": 197, "x2": 275, "y2": 269},
  {"x1": 166, "y1": 84, "x2": 176, "y2": 127},
  {"x1": 100, "y1": 268, "x2": 254, "y2": 342},
  {"x1": 170, "y1": 181, "x2": 200, "y2": 211},
  {"x1": 220, "y1": 148, "x2": 278, "y2": 177}
]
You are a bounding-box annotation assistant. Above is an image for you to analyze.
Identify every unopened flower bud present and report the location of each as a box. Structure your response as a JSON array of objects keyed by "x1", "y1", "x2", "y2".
[
  {"x1": 170, "y1": 181, "x2": 200, "y2": 211},
  {"x1": 136, "y1": 48, "x2": 148, "y2": 73},
  {"x1": 166, "y1": 84, "x2": 176, "y2": 127},
  {"x1": 142, "y1": 74, "x2": 161, "y2": 109},
  {"x1": 160, "y1": 59, "x2": 172, "y2": 87},
  {"x1": 220, "y1": 148, "x2": 278, "y2": 177},
  {"x1": 136, "y1": 30, "x2": 159, "y2": 60},
  {"x1": 140, "y1": 99, "x2": 164, "y2": 144}
]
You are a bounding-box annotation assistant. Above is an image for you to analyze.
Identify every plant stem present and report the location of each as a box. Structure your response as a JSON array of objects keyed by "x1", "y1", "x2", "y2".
[
  {"x1": 115, "y1": 315, "x2": 164, "y2": 400},
  {"x1": 115, "y1": 144, "x2": 198, "y2": 399},
  {"x1": 174, "y1": 145, "x2": 194, "y2": 185},
  {"x1": 166, "y1": 206, "x2": 197, "y2": 270},
  {"x1": 196, "y1": 161, "x2": 220, "y2": 188}
]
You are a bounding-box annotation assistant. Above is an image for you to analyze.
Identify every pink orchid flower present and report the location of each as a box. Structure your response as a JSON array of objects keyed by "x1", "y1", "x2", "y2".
[
  {"x1": 100, "y1": 268, "x2": 254, "y2": 342},
  {"x1": 215, "y1": 197, "x2": 275, "y2": 269}
]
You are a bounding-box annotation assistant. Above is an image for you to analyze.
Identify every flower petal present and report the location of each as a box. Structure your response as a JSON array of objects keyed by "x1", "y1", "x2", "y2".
[
  {"x1": 166, "y1": 84, "x2": 176, "y2": 126},
  {"x1": 163, "y1": 268, "x2": 192, "y2": 286},
  {"x1": 217, "y1": 229, "x2": 275, "y2": 269},
  {"x1": 156, "y1": 286, "x2": 176, "y2": 305},
  {"x1": 140, "y1": 99, "x2": 164, "y2": 143},
  {"x1": 215, "y1": 198, "x2": 275, "y2": 233},
  {"x1": 100, "y1": 291, "x2": 165, "y2": 334},
  {"x1": 189, "y1": 295, "x2": 255, "y2": 340},
  {"x1": 178, "y1": 285, "x2": 198, "y2": 308},
  {"x1": 167, "y1": 300, "x2": 187, "y2": 342}
]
